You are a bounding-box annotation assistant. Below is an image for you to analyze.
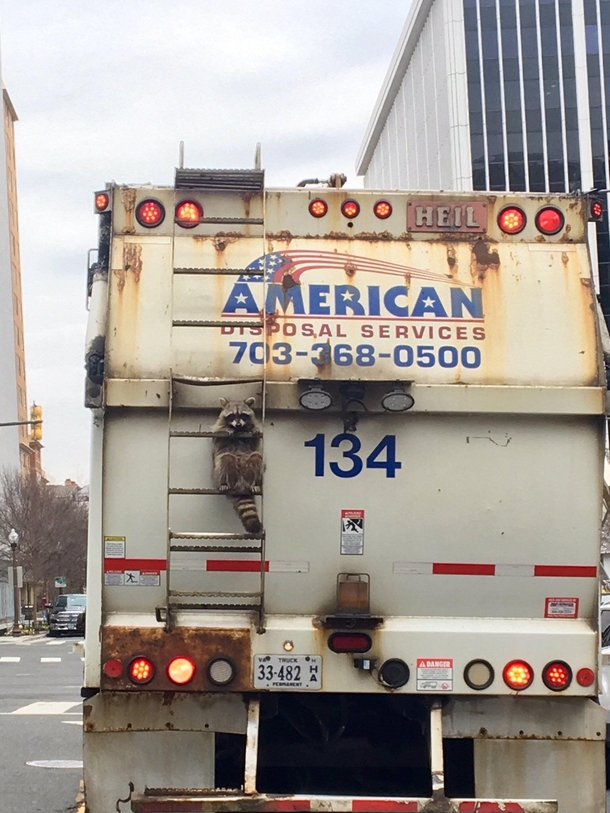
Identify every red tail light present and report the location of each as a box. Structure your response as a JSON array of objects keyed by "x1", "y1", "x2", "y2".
[
  {"x1": 328, "y1": 632, "x2": 372, "y2": 653},
  {"x1": 102, "y1": 658, "x2": 123, "y2": 679},
  {"x1": 498, "y1": 206, "x2": 526, "y2": 234},
  {"x1": 128, "y1": 656, "x2": 155, "y2": 684},
  {"x1": 309, "y1": 199, "x2": 328, "y2": 218},
  {"x1": 542, "y1": 661, "x2": 572, "y2": 691},
  {"x1": 136, "y1": 199, "x2": 165, "y2": 228},
  {"x1": 175, "y1": 200, "x2": 202, "y2": 228},
  {"x1": 576, "y1": 667, "x2": 595, "y2": 687},
  {"x1": 590, "y1": 199, "x2": 603, "y2": 221},
  {"x1": 535, "y1": 207, "x2": 564, "y2": 235},
  {"x1": 374, "y1": 200, "x2": 392, "y2": 219},
  {"x1": 503, "y1": 660, "x2": 533, "y2": 690},
  {"x1": 341, "y1": 200, "x2": 360, "y2": 219},
  {"x1": 95, "y1": 192, "x2": 109, "y2": 212},
  {"x1": 167, "y1": 656, "x2": 196, "y2": 685}
]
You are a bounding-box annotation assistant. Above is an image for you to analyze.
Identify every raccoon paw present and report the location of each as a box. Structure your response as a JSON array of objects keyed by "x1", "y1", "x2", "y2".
[
  {"x1": 218, "y1": 484, "x2": 230, "y2": 493},
  {"x1": 251, "y1": 485, "x2": 261, "y2": 494}
]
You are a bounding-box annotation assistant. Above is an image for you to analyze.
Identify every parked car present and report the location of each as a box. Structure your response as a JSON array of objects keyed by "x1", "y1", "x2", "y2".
[{"x1": 48, "y1": 593, "x2": 86, "y2": 636}]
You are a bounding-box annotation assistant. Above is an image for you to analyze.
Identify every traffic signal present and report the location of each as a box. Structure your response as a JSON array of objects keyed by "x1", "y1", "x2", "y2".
[{"x1": 30, "y1": 404, "x2": 42, "y2": 442}]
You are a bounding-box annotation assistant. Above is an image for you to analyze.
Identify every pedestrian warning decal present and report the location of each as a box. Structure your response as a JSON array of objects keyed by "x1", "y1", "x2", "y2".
[
  {"x1": 341, "y1": 509, "x2": 364, "y2": 555},
  {"x1": 545, "y1": 597, "x2": 579, "y2": 618},
  {"x1": 104, "y1": 536, "x2": 125, "y2": 559},
  {"x1": 416, "y1": 658, "x2": 454, "y2": 692}
]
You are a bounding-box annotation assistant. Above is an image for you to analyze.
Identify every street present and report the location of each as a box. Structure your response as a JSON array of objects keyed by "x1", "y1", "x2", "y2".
[{"x1": 0, "y1": 633, "x2": 84, "y2": 813}]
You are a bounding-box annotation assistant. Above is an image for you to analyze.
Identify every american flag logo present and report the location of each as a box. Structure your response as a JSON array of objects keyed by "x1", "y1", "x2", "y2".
[{"x1": 238, "y1": 250, "x2": 460, "y2": 286}]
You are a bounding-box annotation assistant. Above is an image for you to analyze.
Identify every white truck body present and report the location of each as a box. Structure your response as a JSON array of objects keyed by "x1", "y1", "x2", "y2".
[{"x1": 83, "y1": 170, "x2": 606, "y2": 813}]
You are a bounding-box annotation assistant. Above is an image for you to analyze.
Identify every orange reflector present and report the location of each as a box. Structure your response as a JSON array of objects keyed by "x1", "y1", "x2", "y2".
[
  {"x1": 576, "y1": 667, "x2": 595, "y2": 687},
  {"x1": 535, "y1": 207, "x2": 564, "y2": 235},
  {"x1": 128, "y1": 656, "x2": 155, "y2": 684},
  {"x1": 542, "y1": 661, "x2": 572, "y2": 691},
  {"x1": 102, "y1": 658, "x2": 123, "y2": 679},
  {"x1": 503, "y1": 660, "x2": 533, "y2": 690},
  {"x1": 95, "y1": 192, "x2": 109, "y2": 212},
  {"x1": 374, "y1": 200, "x2": 392, "y2": 219},
  {"x1": 136, "y1": 199, "x2": 165, "y2": 228},
  {"x1": 328, "y1": 632, "x2": 372, "y2": 653},
  {"x1": 167, "y1": 656, "x2": 196, "y2": 685},
  {"x1": 309, "y1": 199, "x2": 328, "y2": 218},
  {"x1": 341, "y1": 200, "x2": 360, "y2": 219},
  {"x1": 498, "y1": 206, "x2": 526, "y2": 234},
  {"x1": 175, "y1": 200, "x2": 202, "y2": 228}
]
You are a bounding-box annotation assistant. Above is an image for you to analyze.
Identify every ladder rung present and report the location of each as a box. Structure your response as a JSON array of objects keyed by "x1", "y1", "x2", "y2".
[
  {"x1": 170, "y1": 545, "x2": 262, "y2": 553},
  {"x1": 170, "y1": 531, "x2": 264, "y2": 540},
  {"x1": 174, "y1": 267, "x2": 265, "y2": 276},
  {"x1": 169, "y1": 590, "x2": 262, "y2": 598},
  {"x1": 170, "y1": 488, "x2": 230, "y2": 495},
  {"x1": 172, "y1": 375, "x2": 264, "y2": 386},
  {"x1": 169, "y1": 431, "x2": 261, "y2": 438},
  {"x1": 173, "y1": 320, "x2": 264, "y2": 328},
  {"x1": 169, "y1": 603, "x2": 262, "y2": 611}
]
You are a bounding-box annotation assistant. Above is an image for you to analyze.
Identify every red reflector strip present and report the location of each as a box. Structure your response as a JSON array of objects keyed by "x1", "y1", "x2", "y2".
[
  {"x1": 534, "y1": 565, "x2": 597, "y2": 578},
  {"x1": 433, "y1": 563, "x2": 495, "y2": 576},
  {"x1": 353, "y1": 802, "x2": 419, "y2": 812},
  {"x1": 104, "y1": 558, "x2": 167, "y2": 572}
]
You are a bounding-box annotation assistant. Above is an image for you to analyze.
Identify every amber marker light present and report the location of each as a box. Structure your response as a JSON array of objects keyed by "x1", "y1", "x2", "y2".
[
  {"x1": 309, "y1": 199, "x2": 328, "y2": 218},
  {"x1": 498, "y1": 206, "x2": 526, "y2": 234},
  {"x1": 374, "y1": 200, "x2": 392, "y2": 219},
  {"x1": 167, "y1": 656, "x2": 196, "y2": 685},
  {"x1": 503, "y1": 660, "x2": 533, "y2": 690},
  {"x1": 128, "y1": 656, "x2": 155, "y2": 685},
  {"x1": 175, "y1": 200, "x2": 202, "y2": 228},
  {"x1": 95, "y1": 192, "x2": 109, "y2": 212},
  {"x1": 341, "y1": 200, "x2": 360, "y2": 219},
  {"x1": 136, "y1": 199, "x2": 165, "y2": 228}
]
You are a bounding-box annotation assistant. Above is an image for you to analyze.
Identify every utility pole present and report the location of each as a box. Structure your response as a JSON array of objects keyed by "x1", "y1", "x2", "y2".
[{"x1": 8, "y1": 529, "x2": 20, "y2": 636}]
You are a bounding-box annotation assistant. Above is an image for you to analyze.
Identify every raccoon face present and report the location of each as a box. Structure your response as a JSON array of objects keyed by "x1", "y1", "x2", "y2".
[{"x1": 218, "y1": 397, "x2": 257, "y2": 431}]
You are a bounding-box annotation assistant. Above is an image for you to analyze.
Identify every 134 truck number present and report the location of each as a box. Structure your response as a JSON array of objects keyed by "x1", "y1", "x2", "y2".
[{"x1": 304, "y1": 434, "x2": 401, "y2": 478}]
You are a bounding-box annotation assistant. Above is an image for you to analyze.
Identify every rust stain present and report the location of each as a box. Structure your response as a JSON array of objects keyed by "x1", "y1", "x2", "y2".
[
  {"x1": 101, "y1": 626, "x2": 252, "y2": 693},
  {"x1": 344, "y1": 260, "x2": 357, "y2": 278},
  {"x1": 213, "y1": 235, "x2": 240, "y2": 252},
  {"x1": 471, "y1": 239, "x2": 500, "y2": 282},
  {"x1": 267, "y1": 230, "x2": 293, "y2": 243},
  {"x1": 120, "y1": 188, "x2": 136, "y2": 235}
]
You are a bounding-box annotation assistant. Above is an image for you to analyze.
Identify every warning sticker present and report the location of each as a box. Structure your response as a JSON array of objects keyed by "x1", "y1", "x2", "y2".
[
  {"x1": 545, "y1": 597, "x2": 579, "y2": 618},
  {"x1": 124, "y1": 570, "x2": 140, "y2": 586},
  {"x1": 416, "y1": 658, "x2": 453, "y2": 692},
  {"x1": 341, "y1": 509, "x2": 364, "y2": 555},
  {"x1": 140, "y1": 571, "x2": 161, "y2": 587},
  {"x1": 104, "y1": 571, "x2": 125, "y2": 586},
  {"x1": 104, "y1": 536, "x2": 126, "y2": 559}
]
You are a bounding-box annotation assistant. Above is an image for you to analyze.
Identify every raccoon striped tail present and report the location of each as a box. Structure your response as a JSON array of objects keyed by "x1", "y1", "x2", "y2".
[{"x1": 233, "y1": 496, "x2": 262, "y2": 534}]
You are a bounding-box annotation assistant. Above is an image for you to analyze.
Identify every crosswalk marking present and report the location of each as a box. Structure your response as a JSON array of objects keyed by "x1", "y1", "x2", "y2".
[
  {"x1": 62, "y1": 720, "x2": 83, "y2": 726},
  {"x1": 46, "y1": 640, "x2": 66, "y2": 646},
  {"x1": 41, "y1": 657, "x2": 62, "y2": 663},
  {"x1": 11, "y1": 701, "x2": 80, "y2": 715},
  {"x1": 0, "y1": 656, "x2": 20, "y2": 663}
]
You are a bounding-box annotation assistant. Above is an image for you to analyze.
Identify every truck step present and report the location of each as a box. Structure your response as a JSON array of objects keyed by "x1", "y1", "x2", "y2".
[
  {"x1": 169, "y1": 590, "x2": 262, "y2": 598},
  {"x1": 169, "y1": 544, "x2": 262, "y2": 553},
  {"x1": 169, "y1": 602, "x2": 262, "y2": 611},
  {"x1": 170, "y1": 488, "x2": 260, "y2": 496},
  {"x1": 169, "y1": 430, "x2": 261, "y2": 438},
  {"x1": 171, "y1": 375, "x2": 265, "y2": 387},
  {"x1": 170, "y1": 531, "x2": 264, "y2": 541}
]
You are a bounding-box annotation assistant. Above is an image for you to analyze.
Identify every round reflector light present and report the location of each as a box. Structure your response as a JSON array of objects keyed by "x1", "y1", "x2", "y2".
[
  {"x1": 309, "y1": 199, "x2": 328, "y2": 218},
  {"x1": 167, "y1": 656, "x2": 196, "y2": 685},
  {"x1": 535, "y1": 207, "x2": 564, "y2": 235},
  {"x1": 542, "y1": 661, "x2": 572, "y2": 691},
  {"x1": 95, "y1": 192, "x2": 109, "y2": 212},
  {"x1": 379, "y1": 658, "x2": 410, "y2": 689},
  {"x1": 128, "y1": 656, "x2": 155, "y2": 685},
  {"x1": 103, "y1": 658, "x2": 123, "y2": 679},
  {"x1": 175, "y1": 200, "x2": 202, "y2": 228},
  {"x1": 498, "y1": 206, "x2": 526, "y2": 235},
  {"x1": 207, "y1": 657, "x2": 236, "y2": 686},
  {"x1": 341, "y1": 200, "x2": 360, "y2": 219},
  {"x1": 328, "y1": 632, "x2": 372, "y2": 653},
  {"x1": 464, "y1": 659, "x2": 495, "y2": 690},
  {"x1": 136, "y1": 199, "x2": 165, "y2": 228},
  {"x1": 374, "y1": 200, "x2": 392, "y2": 219},
  {"x1": 503, "y1": 660, "x2": 533, "y2": 690},
  {"x1": 576, "y1": 667, "x2": 595, "y2": 687}
]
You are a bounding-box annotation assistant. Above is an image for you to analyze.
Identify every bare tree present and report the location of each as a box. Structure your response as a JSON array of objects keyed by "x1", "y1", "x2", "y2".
[{"x1": 0, "y1": 469, "x2": 87, "y2": 614}]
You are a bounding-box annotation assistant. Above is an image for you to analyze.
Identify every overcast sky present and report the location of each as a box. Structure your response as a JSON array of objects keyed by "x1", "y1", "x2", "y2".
[{"x1": 0, "y1": 0, "x2": 409, "y2": 484}]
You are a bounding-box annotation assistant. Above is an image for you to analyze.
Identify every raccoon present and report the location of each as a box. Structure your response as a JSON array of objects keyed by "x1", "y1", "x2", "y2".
[{"x1": 212, "y1": 397, "x2": 263, "y2": 534}]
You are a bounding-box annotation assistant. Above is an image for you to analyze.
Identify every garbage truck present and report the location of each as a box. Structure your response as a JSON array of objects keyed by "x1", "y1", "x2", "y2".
[{"x1": 82, "y1": 167, "x2": 606, "y2": 812}]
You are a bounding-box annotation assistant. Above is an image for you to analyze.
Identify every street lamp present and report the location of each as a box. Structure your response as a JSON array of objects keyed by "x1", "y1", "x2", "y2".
[{"x1": 8, "y1": 529, "x2": 20, "y2": 637}]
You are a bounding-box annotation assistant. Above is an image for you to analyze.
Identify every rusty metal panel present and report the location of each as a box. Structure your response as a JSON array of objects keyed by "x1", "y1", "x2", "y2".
[{"x1": 101, "y1": 626, "x2": 252, "y2": 692}]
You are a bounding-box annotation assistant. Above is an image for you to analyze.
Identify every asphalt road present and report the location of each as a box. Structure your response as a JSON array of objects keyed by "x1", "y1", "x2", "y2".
[{"x1": 0, "y1": 632, "x2": 84, "y2": 813}]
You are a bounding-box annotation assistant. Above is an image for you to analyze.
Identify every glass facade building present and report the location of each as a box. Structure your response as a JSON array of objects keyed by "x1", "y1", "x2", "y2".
[{"x1": 357, "y1": 0, "x2": 610, "y2": 318}]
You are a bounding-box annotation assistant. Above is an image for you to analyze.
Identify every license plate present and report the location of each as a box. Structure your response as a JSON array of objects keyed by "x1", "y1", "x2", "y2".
[{"x1": 254, "y1": 655, "x2": 322, "y2": 690}]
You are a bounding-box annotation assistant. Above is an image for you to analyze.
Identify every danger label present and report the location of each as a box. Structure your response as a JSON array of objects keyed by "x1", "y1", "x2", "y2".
[
  {"x1": 341, "y1": 509, "x2": 364, "y2": 555},
  {"x1": 416, "y1": 658, "x2": 453, "y2": 692},
  {"x1": 545, "y1": 597, "x2": 579, "y2": 618}
]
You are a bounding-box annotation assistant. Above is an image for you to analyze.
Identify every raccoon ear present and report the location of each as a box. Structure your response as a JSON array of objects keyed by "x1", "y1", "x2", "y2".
[
  {"x1": 219, "y1": 397, "x2": 229, "y2": 407},
  {"x1": 244, "y1": 397, "x2": 256, "y2": 407}
]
